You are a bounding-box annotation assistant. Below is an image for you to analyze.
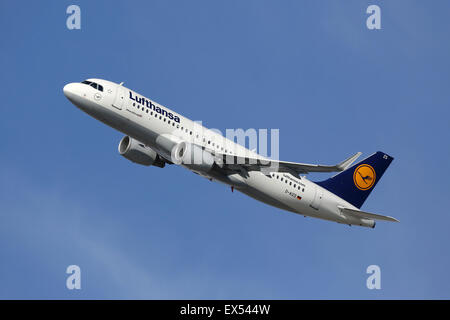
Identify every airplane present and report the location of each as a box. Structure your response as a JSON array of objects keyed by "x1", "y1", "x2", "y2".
[{"x1": 63, "y1": 78, "x2": 399, "y2": 228}]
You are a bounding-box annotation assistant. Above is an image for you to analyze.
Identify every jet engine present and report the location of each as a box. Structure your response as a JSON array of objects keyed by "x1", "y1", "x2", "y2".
[
  {"x1": 176, "y1": 142, "x2": 215, "y2": 172},
  {"x1": 118, "y1": 136, "x2": 165, "y2": 167},
  {"x1": 154, "y1": 134, "x2": 215, "y2": 172}
]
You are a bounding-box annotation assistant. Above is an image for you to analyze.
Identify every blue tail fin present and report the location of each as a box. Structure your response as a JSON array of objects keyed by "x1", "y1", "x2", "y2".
[{"x1": 316, "y1": 151, "x2": 394, "y2": 209}]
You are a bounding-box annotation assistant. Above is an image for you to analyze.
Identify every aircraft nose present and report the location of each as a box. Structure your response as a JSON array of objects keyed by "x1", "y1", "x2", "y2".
[
  {"x1": 63, "y1": 83, "x2": 76, "y2": 98},
  {"x1": 63, "y1": 82, "x2": 86, "y2": 108}
]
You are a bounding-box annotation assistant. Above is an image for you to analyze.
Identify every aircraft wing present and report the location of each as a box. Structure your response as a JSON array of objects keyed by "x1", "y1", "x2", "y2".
[
  {"x1": 338, "y1": 206, "x2": 399, "y2": 222},
  {"x1": 214, "y1": 151, "x2": 362, "y2": 175}
]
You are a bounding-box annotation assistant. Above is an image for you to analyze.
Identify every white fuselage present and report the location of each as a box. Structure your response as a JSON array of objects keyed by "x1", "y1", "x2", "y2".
[{"x1": 63, "y1": 78, "x2": 374, "y2": 227}]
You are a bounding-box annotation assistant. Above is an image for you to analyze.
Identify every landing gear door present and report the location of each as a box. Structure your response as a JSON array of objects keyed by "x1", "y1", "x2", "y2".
[
  {"x1": 112, "y1": 84, "x2": 126, "y2": 110},
  {"x1": 310, "y1": 187, "x2": 323, "y2": 210}
]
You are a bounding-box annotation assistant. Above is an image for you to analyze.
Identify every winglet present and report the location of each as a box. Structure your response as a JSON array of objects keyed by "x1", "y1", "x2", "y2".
[{"x1": 336, "y1": 152, "x2": 362, "y2": 171}]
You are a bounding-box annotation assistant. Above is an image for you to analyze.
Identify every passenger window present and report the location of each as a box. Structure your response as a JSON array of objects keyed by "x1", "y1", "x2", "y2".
[
  {"x1": 98, "y1": 85, "x2": 104, "y2": 92},
  {"x1": 90, "y1": 82, "x2": 98, "y2": 89}
]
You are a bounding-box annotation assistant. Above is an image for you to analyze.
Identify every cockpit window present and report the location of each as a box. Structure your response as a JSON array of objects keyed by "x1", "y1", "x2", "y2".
[{"x1": 81, "y1": 80, "x2": 103, "y2": 92}]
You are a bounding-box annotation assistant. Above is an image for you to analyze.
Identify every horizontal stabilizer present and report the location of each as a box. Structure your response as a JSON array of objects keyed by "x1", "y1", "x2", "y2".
[{"x1": 338, "y1": 206, "x2": 399, "y2": 223}]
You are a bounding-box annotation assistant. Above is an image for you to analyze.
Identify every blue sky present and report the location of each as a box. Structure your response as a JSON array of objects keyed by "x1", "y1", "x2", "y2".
[{"x1": 1, "y1": 0, "x2": 449, "y2": 299}]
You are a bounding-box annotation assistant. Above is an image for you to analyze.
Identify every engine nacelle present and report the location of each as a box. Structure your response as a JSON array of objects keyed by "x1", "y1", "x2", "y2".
[
  {"x1": 118, "y1": 136, "x2": 165, "y2": 167},
  {"x1": 154, "y1": 134, "x2": 215, "y2": 172},
  {"x1": 177, "y1": 142, "x2": 215, "y2": 172}
]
